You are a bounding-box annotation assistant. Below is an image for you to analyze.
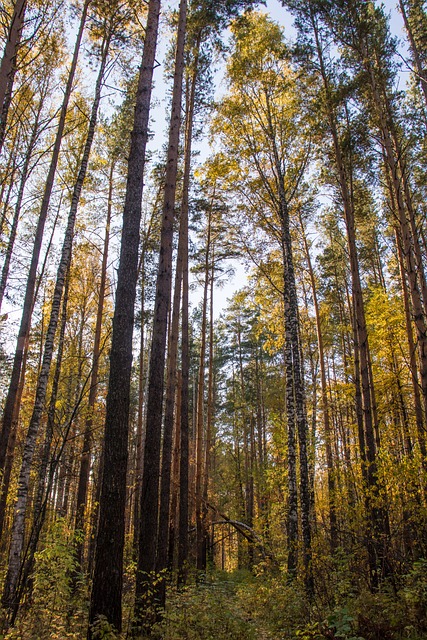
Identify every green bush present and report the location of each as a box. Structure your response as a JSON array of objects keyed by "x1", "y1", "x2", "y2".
[
  {"x1": 403, "y1": 558, "x2": 427, "y2": 632},
  {"x1": 152, "y1": 580, "x2": 257, "y2": 640}
]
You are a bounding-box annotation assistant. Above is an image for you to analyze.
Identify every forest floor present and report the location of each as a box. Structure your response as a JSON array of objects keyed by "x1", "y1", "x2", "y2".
[
  {"x1": 4, "y1": 563, "x2": 427, "y2": 639},
  {"x1": 152, "y1": 570, "x2": 277, "y2": 640}
]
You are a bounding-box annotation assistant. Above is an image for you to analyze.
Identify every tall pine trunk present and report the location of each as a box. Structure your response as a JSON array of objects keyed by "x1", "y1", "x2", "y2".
[
  {"x1": 134, "y1": 0, "x2": 187, "y2": 626},
  {"x1": 88, "y1": 2, "x2": 160, "y2": 634},
  {"x1": 74, "y1": 161, "x2": 113, "y2": 572}
]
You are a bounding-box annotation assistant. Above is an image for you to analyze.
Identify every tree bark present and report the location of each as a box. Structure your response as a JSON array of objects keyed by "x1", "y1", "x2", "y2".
[
  {"x1": 88, "y1": 2, "x2": 160, "y2": 635},
  {"x1": 0, "y1": 0, "x2": 27, "y2": 154},
  {"x1": 2, "y1": 31, "x2": 109, "y2": 618},
  {"x1": 134, "y1": 0, "x2": 186, "y2": 626},
  {"x1": 0, "y1": 0, "x2": 90, "y2": 482},
  {"x1": 74, "y1": 162, "x2": 113, "y2": 573}
]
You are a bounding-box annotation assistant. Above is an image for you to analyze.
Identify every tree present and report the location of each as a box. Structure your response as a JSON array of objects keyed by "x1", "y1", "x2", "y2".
[
  {"x1": 2, "y1": 0, "x2": 124, "y2": 618},
  {"x1": 0, "y1": 0, "x2": 27, "y2": 153},
  {"x1": 88, "y1": 0, "x2": 160, "y2": 634},
  {"x1": 134, "y1": 0, "x2": 187, "y2": 627},
  {"x1": 0, "y1": 0, "x2": 90, "y2": 510},
  {"x1": 213, "y1": 12, "x2": 313, "y2": 593}
]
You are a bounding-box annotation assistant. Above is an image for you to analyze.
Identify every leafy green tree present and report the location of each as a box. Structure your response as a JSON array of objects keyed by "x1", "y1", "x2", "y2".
[{"x1": 212, "y1": 12, "x2": 313, "y2": 592}]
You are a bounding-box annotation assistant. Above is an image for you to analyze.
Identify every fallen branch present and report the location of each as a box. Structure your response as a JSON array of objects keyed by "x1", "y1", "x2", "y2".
[{"x1": 207, "y1": 502, "x2": 278, "y2": 566}]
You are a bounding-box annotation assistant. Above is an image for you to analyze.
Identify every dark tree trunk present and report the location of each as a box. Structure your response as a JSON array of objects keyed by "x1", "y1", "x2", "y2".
[
  {"x1": 0, "y1": 0, "x2": 27, "y2": 154},
  {"x1": 88, "y1": 2, "x2": 160, "y2": 635},
  {"x1": 134, "y1": 0, "x2": 186, "y2": 626}
]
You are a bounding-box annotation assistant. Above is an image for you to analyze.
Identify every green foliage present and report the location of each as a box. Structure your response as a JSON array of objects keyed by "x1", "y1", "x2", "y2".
[
  {"x1": 325, "y1": 607, "x2": 364, "y2": 639},
  {"x1": 152, "y1": 576, "x2": 258, "y2": 640},
  {"x1": 89, "y1": 616, "x2": 119, "y2": 639},
  {"x1": 293, "y1": 609, "x2": 365, "y2": 640},
  {"x1": 403, "y1": 559, "x2": 427, "y2": 631},
  {"x1": 352, "y1": 590, "x2": 409, "y2": 640},
  {"x1": 5, "y1": 520, "x2": 87, "y2": 640},
  {"x1": 234, "y1": 575, "x2": 310, "y2": 638}
]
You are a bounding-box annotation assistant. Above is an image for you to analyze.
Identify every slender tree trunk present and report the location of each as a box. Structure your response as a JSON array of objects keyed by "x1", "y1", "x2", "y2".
[
  {"x1": 398, "y1": 0, "x2": 427, "y2": 110},
  {"x1": 0, "y1": 0, "x2": 26, "y2": 153},
  {"x1": 6, "y1": 272, "x2": 70, "y2": 627},
  {"x1": 395, "y1": 228, "x2": 427, "y2": 459},
  {"x1": 362, "y1": 25, "x2": 427, "y2": 442},
  {"x1": 311, "y1": 8, "x2": 389, "y2": 585},
  {"x1": 282, "y1": 208, "x2": 313, "y2": 594},
  {"x1": 0, "y1": 97, "x2": 43, "y2": 311},
  {"x1": 133, "y1": 273, "x2": 145, "y2": 554},
  {"x1": 155, "y1": 212, "x2": 184, "y2": 608},
  {"x1": 2, "y1": 34, "x2": 109, "y2": 618},
  {"x1": 88, "y1": 2, "x2": 160, "y2": 635},
  {"x1": 177, "y1": 118, "x2": 190, "y2": 590},
  {"x1": 299, "y1": 212, "x2": 338, "y2": 552},
  {"x1": 154, "y1": 39, "x2": 203, "y2": 583},
  {"x1": 0, "y1": 202, "x2": 61, "y2": 540},
  {"x1": 0, "y1": 151, "x2": 18, "y2": 239},
  {"x1": 134, "y1": 0, "x2": 186, "y2": 626},
  {"x1": 174, "y1": 54, "x2": 199, "y2": 586},
  {"x1": 168, "y1": 370, "x2": 182, "y2": 569},
  {"x1": 269, "y1": 133, "x2": 312, "y2": 591},
  {"x1": 0, "y1": 0, "x2": 90, "y2": 480},
  {"x1": 203, "y1": 259, "x2": 215, "y2": 565},
  {"x1": 195, "y1": 205, "x2": 212, "y2": 572},
  {"x1": 132, "y1": 203, "x2": 156, "y2": 553},
  {"x1": 74, "y1": 162, "x2": 113, "y2": 572}
]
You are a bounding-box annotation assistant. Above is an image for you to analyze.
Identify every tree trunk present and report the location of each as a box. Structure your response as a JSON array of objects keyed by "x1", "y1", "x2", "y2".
[
  {"x1": 0, "y1": 202, "x2": 61, "y2": 541},
  {"x1": 134, "y1": 0, "x2": 186, "y2": 626},
  {"x1": 310, "y1": 7, "x2": 389, "y2": 586},
  {"x1": 0, "y1": 95, "x2": 43, "y2": 311},
  {"x1": 132, "y1": 200, "x2": 157, "y2": 553},
  {"x1": 398, "y1": 0, "x2": 427, "y2": 110},
  {"x1": 203, "y1": 258, "x2": 215, "y2": 564},
  {"x1": 155, "y1": 210, "x2": 184, "y2": 608},
  {"x1": 168, "y1": 370, "x2": 182, "y2": 569},
  {"x1": 0, "y1": 0, "x2": 27, "y2": 154},
  {"x1": 395, "y1": 228, "x2": 427, "y2": 459},
  {"x1": 74, "y1": 161, "x2": 113, "y2": 572},
  {"x1": 177, "y1": 116, "x2": 190, "y2": 589},
  {"x1": 0, "y1": 0, "x2": 90, "y2": 481},
  {"x1": 154, "y1": 47, "x2": 202, "y2": 589},
  {"x1": 2, "y1": 32, "x2": 109, "y2": 618},
  {"x1": 299, "y1": 212, "x2": 338, "y2": 552},
  {"x1": 6, "y1": 271, "x2": 69, "y2": 627},
  {"x1": 195, "y1": 204, "x2": 212, "y2": 572},
  {"x1": 88, "y1": 2, "x2": 160, "y2": 635}
]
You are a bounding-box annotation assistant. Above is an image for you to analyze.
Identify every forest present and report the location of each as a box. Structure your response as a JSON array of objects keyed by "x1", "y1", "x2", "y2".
[{"x1": 0, "y1": 0, "x2": 427, "y2": 637}]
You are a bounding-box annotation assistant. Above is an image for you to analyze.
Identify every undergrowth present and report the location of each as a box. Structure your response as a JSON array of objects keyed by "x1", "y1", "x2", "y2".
[{"x1": 2, "y1": 528, "x2": 427, "y2": 640}]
